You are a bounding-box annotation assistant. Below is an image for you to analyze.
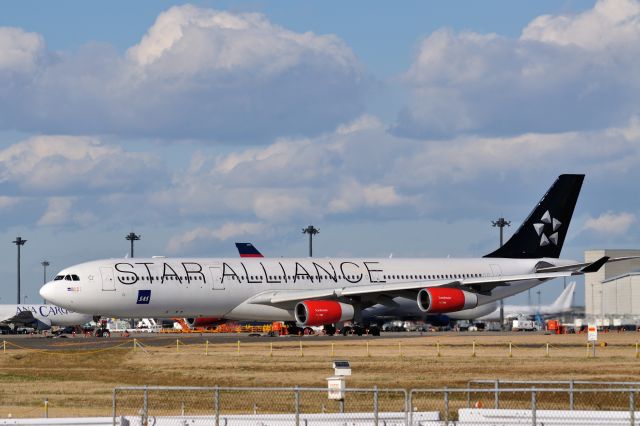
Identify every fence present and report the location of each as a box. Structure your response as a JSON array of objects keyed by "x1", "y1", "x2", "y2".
[
  {"x1": 467, "y1": 379, "x2": 640, "y2": 411},
  {"x1": 113, "y1": 386, "x2": 408, "y2": 425},
  {"x1": 5, "y1": 337, "x2": 640, "y2": 359},
  {"x1": 112, "y1": 385, "x2": 640, "y2": 425}
]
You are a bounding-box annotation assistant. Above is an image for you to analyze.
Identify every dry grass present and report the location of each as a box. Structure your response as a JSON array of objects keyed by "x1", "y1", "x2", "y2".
[{"x1": 2, "y1": 332, "x2": 640, "y2": 418}]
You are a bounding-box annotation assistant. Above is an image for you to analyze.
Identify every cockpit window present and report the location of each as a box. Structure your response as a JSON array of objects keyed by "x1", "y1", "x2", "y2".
[
  {"x1": 54, "y1": 275, "x2": 64, "y2": 281},
  {"x1": 65, "y1": 275, "x2": 72, "y2": 281},
  {"x1": 71, "y1": 274, "x2": 80, "y2": 281}
]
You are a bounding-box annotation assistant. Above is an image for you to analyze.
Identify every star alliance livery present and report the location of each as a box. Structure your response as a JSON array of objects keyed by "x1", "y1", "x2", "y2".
[
  {"x1": 0, "y1": 304, "x2": 93, "y2": 331},
  {"x1": 40, "y1": 175, "x2": 635, "y2": 335}
]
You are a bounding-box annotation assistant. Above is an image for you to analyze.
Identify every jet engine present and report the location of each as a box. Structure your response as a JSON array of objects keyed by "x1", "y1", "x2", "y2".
[
  {"x1": 417, "y1": 287, "x2": 478, "y2": 313},
  {"x1": 294, "y1": 300, "x2": 354, "y2": 326},
  {"x1": 185, "y1": 317, "x2": 226, "y2": 328}
]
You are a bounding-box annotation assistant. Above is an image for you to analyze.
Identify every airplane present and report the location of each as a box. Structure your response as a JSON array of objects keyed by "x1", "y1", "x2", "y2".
[
  {"x1": 0, "y1": 303, "x2": 93, "y2": 332},
  {"x1": 465, "y1": 281, "x2": 576, "y2": 322},
  {"x1": 40, "y1": 174, "x2": 636, "y2": 336}
]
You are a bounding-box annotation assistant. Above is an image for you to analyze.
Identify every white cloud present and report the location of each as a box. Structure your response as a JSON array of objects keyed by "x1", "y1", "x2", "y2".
[
  {"x1": 36, "y1": 197, "x2": 97, "y2": 227},
  {"x1": 0, "y1": 196, "x2": 21, "y2": 210},
  {"x1": 0, "y1": 27, "x2": 44, "y2": 73},
  {"x1": 0, "y1": 5, "x2": 364, "y2": 141},
  {"x1": 522, "y1": 0, "x2": 640, "y2": 50},
  {"x1": 166, "y1": 222, "x2": 267, "y2": 254},
  {"x1": 144, "y1": 112, "x2": 640, "y2": 230},
  {"x1": 329, "y1": 180, "x2": 414, "y2": 214},
  {"x1": 0, "y1": 135, "x2": 164, "y2": 194},
  {"x1": 583, "y1": 211, "x2": 637, "y2": 235},
  {"x1": 395, "y1": 0, "x2": 640, "y2": 139}
]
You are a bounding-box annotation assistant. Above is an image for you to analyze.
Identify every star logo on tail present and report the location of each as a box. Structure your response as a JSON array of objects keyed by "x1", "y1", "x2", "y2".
[{"x1": 533, "y1": 210, "x2": 562, "y2": 247}]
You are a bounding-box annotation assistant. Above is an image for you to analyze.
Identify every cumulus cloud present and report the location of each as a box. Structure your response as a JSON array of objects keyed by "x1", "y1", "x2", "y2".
[
  {"x1": 0, "y1": 5, "x2": 364, "y2": 142},
  {"x1": 0, "y1": 27, "x2": 44, "y2": 73},
  {"x1": 149, "y1": 111, "x2": 640, "y2": 230},
  {"x1": 522, "y1": 0, "x2": 640, "y2": 49},
  {"x1": 583, "y1": 211, "x2": 637, "y2": 235},
  {"x1": 0, "y1": 196, "x2": 20, "y2": 210},
  {"x1": 395, "y1": 0, "x2": 640, "y2": 139},
  {"x1": 166, "y1": 222, "x2": 267, "y2": 254},
  {"x1": 329, "y1": 180, "x2": 415, "y2": 214},
  {"x1": 0, "y1": 135, "x2": 164, "y2": 195},
  {"x1": 37, "y1": 197, "x2": 97, "y2": 227}
]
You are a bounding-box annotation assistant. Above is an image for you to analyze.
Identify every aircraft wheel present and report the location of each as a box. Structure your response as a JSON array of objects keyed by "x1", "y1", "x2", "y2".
[
  {"x1": 355, "y1": 326, "x2": 364, "y2": 336},
  {"x1": 324, "y1": 325, "x2": 336, "y2": 336},
  {"x1": 341, "y1": 326, "x2": 351, "y2": 336},
  {"x1": 370, "y1": 326, "x2": 381, "y2": 336}
]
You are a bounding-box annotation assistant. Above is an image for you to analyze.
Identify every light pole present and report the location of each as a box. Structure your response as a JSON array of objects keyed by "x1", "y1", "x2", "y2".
[
  {"x1": 302, "y1": 225, "x2": 319, "y2": 257},
  {"x1": 23, "y1": 295, "x2": 28, "y2": 305},
  {"x1": 13, "y1": 236, "x2": 27, "y2": 304},
  {"x1": 41, "y1": 261, "x2": 50, "y2": 304},
  {"x1": 125, "y1": 232, "x2": 141, "y2": 258},
  {"x1": 492, "y1": 218, "x2": 510, "y2": 330}
]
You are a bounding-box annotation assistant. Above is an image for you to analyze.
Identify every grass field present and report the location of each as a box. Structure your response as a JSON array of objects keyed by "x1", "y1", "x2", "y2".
[{"x1": 2, "y1": 332, "x2": 640, "y2": 418}]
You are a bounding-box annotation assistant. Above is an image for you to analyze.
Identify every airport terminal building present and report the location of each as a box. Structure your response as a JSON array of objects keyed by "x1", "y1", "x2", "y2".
[{"x1": 585, "y1": 249, "x2": 640, "y2": 325}]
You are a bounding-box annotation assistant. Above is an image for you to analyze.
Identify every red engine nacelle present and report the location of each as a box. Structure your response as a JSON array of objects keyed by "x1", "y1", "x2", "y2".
[
  {"x1": 294, "y1": 300, "x2": 354, "y2": 326},
  {"x1": 185, "y1": 317, "x2": 226, "y2": 328},
  {"x1": 417, "y1": 288, "x2": 478, "y2": 313}
]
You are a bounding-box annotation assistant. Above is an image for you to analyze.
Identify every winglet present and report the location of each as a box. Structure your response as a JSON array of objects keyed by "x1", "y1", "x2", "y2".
[{"x1": 580, "y1": 256, "x2": 610, "y2": 273}]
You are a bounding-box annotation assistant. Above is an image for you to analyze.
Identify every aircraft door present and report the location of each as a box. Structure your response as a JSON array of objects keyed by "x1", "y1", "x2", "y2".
[
  {"x1": 369, "y1": 269, "x2": 385, "y2": 283},
  {"x1": 100, "y1": 267, "x2": 115, "y2": 291},
  {"x1": 209, "y1": 267, "x2": 224, "y2": 290},
  {"x1": 489, "y1": 264, "x2": 503, "y2": 277}
]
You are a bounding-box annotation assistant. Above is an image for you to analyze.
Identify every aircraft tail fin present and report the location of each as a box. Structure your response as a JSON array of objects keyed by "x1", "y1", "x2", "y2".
[
  {"x1": 484, "y1": 174, "x2": 584, "y2": 259},
  {"x1": 550, "y1": 281, "x2": 576, "y2": 312},
  {"x1": 235, "y1": 243, "x2": 264, "y2": 258}
]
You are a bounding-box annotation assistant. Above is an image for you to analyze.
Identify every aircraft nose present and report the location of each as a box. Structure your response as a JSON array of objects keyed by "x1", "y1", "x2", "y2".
[{"x1": 39, "y1": 282, "x2": 57, "y2": 304}]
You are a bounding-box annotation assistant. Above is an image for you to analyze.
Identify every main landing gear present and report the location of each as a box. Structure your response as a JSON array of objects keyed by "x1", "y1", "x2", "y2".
[
  {"x1": 324, "y1": 325, "x2": 336, "y2": 336},
  {"x1": 340, "y1": 325, "x2": 380, "y2": 336}
]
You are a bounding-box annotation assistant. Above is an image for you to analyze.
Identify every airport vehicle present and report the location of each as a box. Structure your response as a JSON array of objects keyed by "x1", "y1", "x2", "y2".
[
  {"x1": 40, "y1": 175, "x2": 634, "y2": 335},
  {"x1": 0, "y1": 304, "x2": 93, "y2": 332},
  {"x1": 512, "y1": 318, "x2": 539, "y2": 331}
]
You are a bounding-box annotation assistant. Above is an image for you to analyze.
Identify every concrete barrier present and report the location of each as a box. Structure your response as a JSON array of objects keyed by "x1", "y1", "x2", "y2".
[{"x1": 458, "y1": 408, "x2": 639, "y2": 425}]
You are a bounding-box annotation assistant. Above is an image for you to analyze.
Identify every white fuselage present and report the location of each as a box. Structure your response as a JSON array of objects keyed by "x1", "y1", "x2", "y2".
[
  {"x1": 39, "y1": 256, "x2": 575, "y2": 321},
  {"x1": 0, "y1": 304, "x2": 93, "y2": 329}
]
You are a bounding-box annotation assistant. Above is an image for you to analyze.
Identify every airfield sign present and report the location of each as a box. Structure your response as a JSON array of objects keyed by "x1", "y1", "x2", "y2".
[
  {"x1": 587, "y1": 324, "x2": 598, "y2": 342},
  {"x1": 588, "y1": 324, "x2": 597, "y2": 357}
]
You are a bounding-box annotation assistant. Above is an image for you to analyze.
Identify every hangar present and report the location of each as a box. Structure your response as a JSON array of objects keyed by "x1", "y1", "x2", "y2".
[{"x1": 584, "y1": 249, "x2": 640, "y2": 325}]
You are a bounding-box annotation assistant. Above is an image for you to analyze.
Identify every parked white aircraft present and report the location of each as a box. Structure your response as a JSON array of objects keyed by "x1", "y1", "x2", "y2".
[
  {"x1": 0, "y1": 304, "x2": 93, "y2": 331},
  {"x1": 453, "y1": 281, "x2": 576, "y2": 321},
  {"x1": 40, "y1": 175, "x2": 634, "y2": 335}
]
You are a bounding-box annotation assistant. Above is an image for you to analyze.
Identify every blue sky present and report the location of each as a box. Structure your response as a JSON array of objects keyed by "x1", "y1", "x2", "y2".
[{"x1": 1, "y1": 0, "x2": 638, "y2": 308}]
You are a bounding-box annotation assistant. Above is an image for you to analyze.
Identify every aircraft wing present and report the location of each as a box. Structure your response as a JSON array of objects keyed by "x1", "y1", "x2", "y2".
[
  {"x1": 0, "y1": 309, "x2": 52, "y2": 328},
  {"x1": 1, "y1": 310, "x2": 37, "y2": 326},
  {"x1": 246, "y1": 271, "x2": 574, "y2": 306},
  {"x1": 247, "y1": 255, "x2": 635, "y2": 307},
  {"x1": 535, "y1": 256, "x2": 640, "y2": 273}
]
